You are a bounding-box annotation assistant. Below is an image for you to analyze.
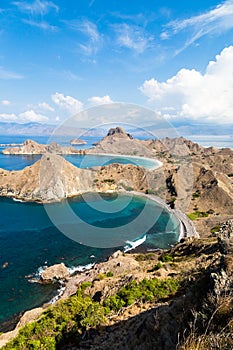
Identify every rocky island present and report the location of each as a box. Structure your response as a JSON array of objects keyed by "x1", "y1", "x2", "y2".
[{"x1": 70, "y1": 138, "x2": 87, "y2": 145}]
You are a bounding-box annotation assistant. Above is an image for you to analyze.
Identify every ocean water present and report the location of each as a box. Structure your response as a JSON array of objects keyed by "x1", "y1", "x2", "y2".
[
  {"x1": 0, "y1": 194, "x2": 179, "y2": 330},
  {"x1": 1, "y1": 132, "x2": 230, "y2": 330}
]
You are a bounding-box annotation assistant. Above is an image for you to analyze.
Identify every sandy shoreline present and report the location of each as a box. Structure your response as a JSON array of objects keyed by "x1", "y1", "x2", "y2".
[
  {"x1": 0, "y1": 191, "x2": 197, "y2": 348},
  {"x1": 87, "y1": 152, "x2": 163, "y2": 170}
]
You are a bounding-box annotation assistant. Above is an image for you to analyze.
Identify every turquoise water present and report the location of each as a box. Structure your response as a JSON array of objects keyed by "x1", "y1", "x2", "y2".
[
  {"x1": 0, "y1": 154, "x2": 159, "y2": 171},
  {"x1": 0, "y1": 194, "x2": 179, "y2": 329}
]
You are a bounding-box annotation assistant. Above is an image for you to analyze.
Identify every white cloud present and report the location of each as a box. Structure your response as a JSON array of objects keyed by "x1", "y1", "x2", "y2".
[
  {"x1": 66, "y1": 19, "x2": 102, "y2": 56},
  {"x1": 51, "y1": 92, "x2": 83, "y2": 114},
  {"x1": 23, "y1": 19, "x2": 57, "y2": 31},
  {"x1": 88, "y1": 95, "x2": 113, "y2": 106},
  {"x1": 38, "y1": 102, "x2": 54, "y2": 112},
  {"x1": 13, "y1": 0, "x2": 59, "y2": 15},
  {"x1": 139, "y1": 46, "x2": 233, "y2": 123},
  {"x1": 1, "y1": 100, "x2": 11, "y2": 106},
  {"x1": 19, "y1": 110, "x2": 49, "y2": 122},
  {"x1": 163, "y1": 0, "x2": 233, "y2": 54},
  {"x1": 0, "y1": 67, "x2": 23, "y2": 80},
  {"x1": 0, "y1": 113, "x2": 17, "y2": 121},
  {"x1": 114, "y1": 23, "x2": 153, "y2": 53}
]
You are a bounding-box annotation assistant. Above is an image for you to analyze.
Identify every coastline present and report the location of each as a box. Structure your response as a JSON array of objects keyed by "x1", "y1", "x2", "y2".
[
  {"x1": 87, "y1": 152, "x2": 163, "y2": 170},
  {"x1": 0, "y1": 190, "x2": 198, "y2": 348}
]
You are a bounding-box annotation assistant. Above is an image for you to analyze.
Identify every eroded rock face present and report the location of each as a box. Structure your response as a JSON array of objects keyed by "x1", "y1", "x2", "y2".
[{"x1": 41, "y1": 263, "x2": 70, "y2": 283}]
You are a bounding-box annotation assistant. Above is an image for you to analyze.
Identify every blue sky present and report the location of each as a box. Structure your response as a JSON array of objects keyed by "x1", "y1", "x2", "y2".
[{"x1": 0, "y1": 0, "x2": 233, "y2": 125}]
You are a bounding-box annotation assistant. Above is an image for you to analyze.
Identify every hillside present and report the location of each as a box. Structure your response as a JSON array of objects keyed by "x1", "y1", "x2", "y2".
[{"x1": 1, "y1": 220, "x2": 232, "y2": 349}]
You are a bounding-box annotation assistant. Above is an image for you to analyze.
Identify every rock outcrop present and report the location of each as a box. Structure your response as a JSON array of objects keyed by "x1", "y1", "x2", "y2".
[
  {"x1": 41, "y1": 263, "x2": 70, "y2": 283},
  {"x1": 107, "y1": 126, "x2": 133, "y2": 139}
]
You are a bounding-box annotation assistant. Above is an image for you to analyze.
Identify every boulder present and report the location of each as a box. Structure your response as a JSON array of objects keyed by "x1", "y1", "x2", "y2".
[{"x1": 41, "y1": 263, "x2": 70, "y2": 283}]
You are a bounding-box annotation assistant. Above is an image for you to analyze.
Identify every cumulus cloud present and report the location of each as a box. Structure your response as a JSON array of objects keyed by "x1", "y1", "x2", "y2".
[
  {"x1": 51, "y1": 92, "x2": 83, "y2": 114},
  {"x1": 1, "y1": 100, "x2": 11, "y2": 106},
  {"x1": 19, "y1": 110, "x2": 49, "y2": 122},
  {"x1": 0, "y1": 113, "x2": 17, "y2": 121},
  {"x1": 38, "y1": 102, "x2": 54, "y2": 112},
  {"x1": 139, "y1": 46, "x2": 233, "y2": 123},
  {"x1": 88, "y1": 95, "x2": 113, "y2": 106}
]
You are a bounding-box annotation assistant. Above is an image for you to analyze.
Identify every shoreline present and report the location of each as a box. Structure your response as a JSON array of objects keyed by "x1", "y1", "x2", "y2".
[
  {"x1": 87, "y1": 152, "x2": 163, "y2": 170},
  {"x1": 0, "y1": 191, "x2": 198, "y2": 347}
]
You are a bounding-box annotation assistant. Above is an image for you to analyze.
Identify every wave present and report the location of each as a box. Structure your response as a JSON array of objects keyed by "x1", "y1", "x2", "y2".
[
  {"x1": 68, "y1": 262, "x2": 95, "y2": 275},
  {"x1": 123, "y1": 234, "x2": 147, "y2": 252},
  {"x1": 50, "y1": 284, "x2": 66, "y2": 304},
  {"x1": 13, "y1": 198, "x2": 24, "y2": 203}
]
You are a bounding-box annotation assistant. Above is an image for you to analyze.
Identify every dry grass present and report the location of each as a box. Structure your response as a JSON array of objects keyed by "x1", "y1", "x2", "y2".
[{"x1": 178, "y1": 291, "x2": 233, "y2": 350}]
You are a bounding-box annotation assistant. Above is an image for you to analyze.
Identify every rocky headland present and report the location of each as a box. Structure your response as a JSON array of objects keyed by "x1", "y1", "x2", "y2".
[{"x1": 2, "y1": 139, "x2": 85, "y2": 155}]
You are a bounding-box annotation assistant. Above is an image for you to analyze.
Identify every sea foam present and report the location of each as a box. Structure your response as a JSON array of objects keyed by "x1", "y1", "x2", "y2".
[{"x1": 123, "y1": 234, "x2": 147, "y2": 252}]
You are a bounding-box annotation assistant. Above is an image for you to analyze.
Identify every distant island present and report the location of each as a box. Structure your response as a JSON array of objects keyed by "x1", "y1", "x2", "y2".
[{"x1": 70, "y1": 138, "x2": 87, "y2": 145}]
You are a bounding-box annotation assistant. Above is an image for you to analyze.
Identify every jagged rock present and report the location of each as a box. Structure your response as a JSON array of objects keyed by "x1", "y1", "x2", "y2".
[
  {"x1": 107, "y1": 126, "x2": 133, "y2": 139},
  {"x1": 41, "y1": 263, "x2": 70, "y2": 283}
]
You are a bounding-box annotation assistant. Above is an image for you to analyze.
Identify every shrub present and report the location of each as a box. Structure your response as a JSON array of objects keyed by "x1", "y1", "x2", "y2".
[
  {"x1": 159, "y1": 254, "x2": 173, "y2": 263},
  {"x1": 103, "y1": 179, "x2": 115, "y2": 184},
  {"x1": 97, "y1": 273, "x2": 106, "y2": 280},
  {"x1": 106, "y1": 271, "x2": 114, "y2": 277},
  {"x1": 188, "y1": 211, "x2": 209, "y2": 220},
  {"x1": 210, "y1": 225, "x2": 221, "y2": 234},
  {"x1": 103, "y1": 277, "x2": 180, "y2": 312},
  {"x1": 135, "y1": 253, "x2": 156, "y2": 261}
]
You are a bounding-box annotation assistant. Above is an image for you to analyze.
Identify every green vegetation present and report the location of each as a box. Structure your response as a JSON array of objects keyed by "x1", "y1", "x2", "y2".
[
  {"x1": 188, "y1": 211, "x2": 209, "y2": 220},
  {"x1": 97, "y1": 273, "x2": 106, "y2": 280},
  {"x1": 2, "y1": 284, "x2": 106, "y2": 350},
  {"x1": 149, "y1": 261, "x2": 163, "y2": 272},
  {"x1": 192, "y1": 191, "x2": 200, "y2": 199},
  {"x1": 135, "y1": 253, "x2": 156, "y2": 261},
  {"x1": 106, "y1": 271, "x2": 114, "y2": 277},
  {"x1": 210, "y1": 225, "x2": 221, "y2": 234},
  {"x1": 227, "y1": 173, "x2": 233, "y2": 177},
  {"x1": 104, "y1": 278, "x2": 180, "y2": 312},
  {"x1": 159, "y1": 254, "x2": 173, "y2": 263},
  {"x1": 103, "y1": 178, "x2": 115, "y2": 184},
  {"x1": 93, "y1": 178, "x2": 99, "y2": 183},
  {"x1": 2, "y1": 277, "x2": 180, "y2": 349}
]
